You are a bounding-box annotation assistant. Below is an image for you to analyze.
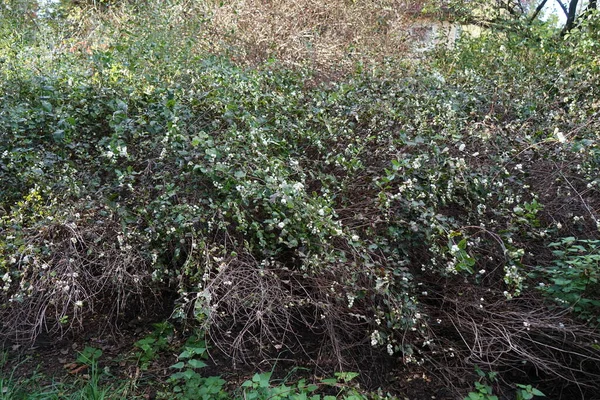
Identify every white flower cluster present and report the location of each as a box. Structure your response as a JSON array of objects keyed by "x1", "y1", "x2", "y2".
[
  {"x1": 503, "y1": 261, "x2": 523, "y2": 296},
  {"x1": 2, "y1": 272, "x2": 12, "y2": 291},
  {"x1": 347, "y1": 293, "x2": 356, "y2": 308},
  {"x1": 370, "y1": 330, "x2": 382, "y2": 346}
]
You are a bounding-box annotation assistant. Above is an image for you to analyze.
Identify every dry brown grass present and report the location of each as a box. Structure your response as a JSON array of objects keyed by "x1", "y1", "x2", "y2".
[
  {"x1": 197, "y1": 0, "x2": 422, "y2": 70},
  {"x1": 64, "y1": 0, "x2": 442, "y2": 75}
]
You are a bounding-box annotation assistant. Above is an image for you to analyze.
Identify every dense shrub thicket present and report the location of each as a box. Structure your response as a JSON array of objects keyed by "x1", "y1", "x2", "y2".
[{"x1": 1, "y1": 1, "x2": 599, "y2": 397}]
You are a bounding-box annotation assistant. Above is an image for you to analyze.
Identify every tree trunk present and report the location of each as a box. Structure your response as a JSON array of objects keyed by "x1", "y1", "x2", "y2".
[
  {"x1": 562, "y1": 0, "x2": 579, "y2": 34},
  {"x1": 529, "y1": 0, "x2": 549, "y2": 22}
]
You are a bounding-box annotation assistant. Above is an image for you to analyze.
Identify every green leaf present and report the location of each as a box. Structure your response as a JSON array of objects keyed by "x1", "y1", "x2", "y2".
[
  {"x1": 187, "y1": 359, "x2": 207, "y2": 369},
  {"x1": 180, "y1": 346, "x2": 206, "y2": 358},
  {"x1": 41, "y1": 100, "x2": 53, "y2": 113},
  {"x1": 258, "y1": 372, "x2": 271, "y2": 388},
  {"x1": 335, "y1": 371, "x2": 359, "y2": 382},
  {"x1": 251, "y1": 373, "x2": 262, "y2": 383},
  {"x1": 178, "y1": 350, "x2": 191, "y2": 359},
  {"x1": 170, "y1": 362, "x2": 185, "y2": 369},
  {"x1": 183, "y1": 369, "x2": 196, "y2": 380},
  {"x1": 531, "y1": 388, "x2": 545, "y2": 396}
]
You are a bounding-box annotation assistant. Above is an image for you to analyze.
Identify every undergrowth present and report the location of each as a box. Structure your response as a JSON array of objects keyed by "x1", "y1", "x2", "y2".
[{"x1": 1, "y1": 0, "x2": 599, "y2": 398}]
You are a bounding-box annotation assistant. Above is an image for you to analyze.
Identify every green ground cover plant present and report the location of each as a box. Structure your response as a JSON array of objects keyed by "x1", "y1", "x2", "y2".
[
  {"x1": 534, "y1": 237, "x2": 600, "y2": 324},
  {"x1": 1, "y1": 0, "x2": 599, "y2": 398}
]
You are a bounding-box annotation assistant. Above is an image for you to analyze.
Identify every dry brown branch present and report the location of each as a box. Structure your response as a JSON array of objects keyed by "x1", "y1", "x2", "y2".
[
  {"x1": 165, "y1": 240, "x2": 398, "y2": 372},
  {"x1": 423, "y1": 285, "x2": 600, "y2": 396},
  {"x1": 84, "y1": 0, "x2": 433, "y2": 74},
  {"x1": 1, "y1": 215, "x2": 157, "y2": 344}
]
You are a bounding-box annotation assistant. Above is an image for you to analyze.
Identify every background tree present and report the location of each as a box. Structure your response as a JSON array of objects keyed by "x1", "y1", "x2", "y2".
[{"x1": 430, "y1": 0, "x2": 598, "y2": 32}]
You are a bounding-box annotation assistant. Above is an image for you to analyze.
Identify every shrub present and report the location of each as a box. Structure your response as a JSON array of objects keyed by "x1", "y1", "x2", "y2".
[
  {"x1": 1, "y1": 2, "x2": 600, "y2": 397},
  {"x1": 534, "y1": 237, "x2": 600, "y2": 324}
]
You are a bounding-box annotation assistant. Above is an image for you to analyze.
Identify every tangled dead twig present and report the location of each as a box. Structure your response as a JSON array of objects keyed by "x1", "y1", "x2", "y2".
[
  {"x1": 201, "y1": 257, "x2": 369, "y2": 368},
  {"x1": 202, "y1": 0, "x2": 415, "y2": 70},
  {"x1": 423, "y1": 284, "x2": 600, "y2": 397},
  {"x1": 1, "y1": 215, "x2": 157, "y2": 344},
  {"x1": 172, "y1": 241, "x2": 404, "y2": 376}
]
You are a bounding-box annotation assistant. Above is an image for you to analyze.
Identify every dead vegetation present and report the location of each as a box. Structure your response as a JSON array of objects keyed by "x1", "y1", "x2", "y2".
[
  {"x1": 1, "y1": 211, "x2": 160, "y2": 344},
  {"x1": 421, "y1": 281, "x2": 600, "y2": 399},
  {"x1": 202, "y1": 0, "x2": 418, "y2": 69},
  {"x1": 69, "y1": 0, "x2": 437, "y2": 73}
]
